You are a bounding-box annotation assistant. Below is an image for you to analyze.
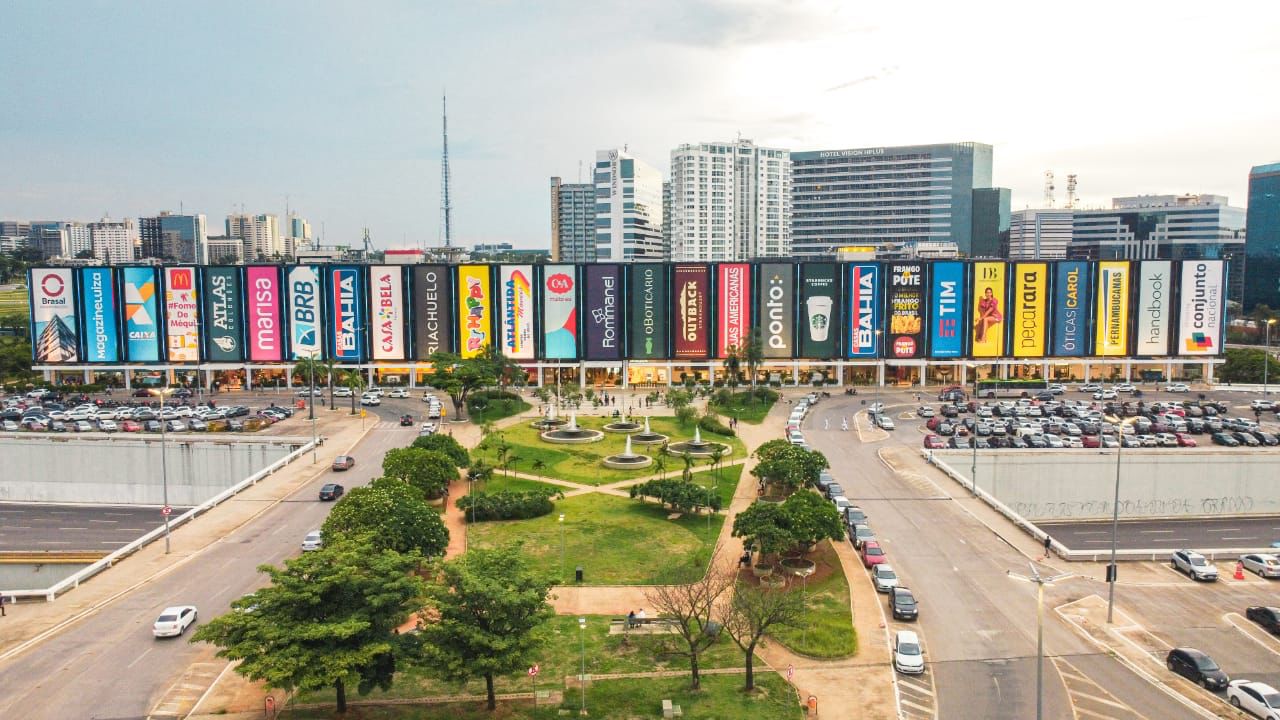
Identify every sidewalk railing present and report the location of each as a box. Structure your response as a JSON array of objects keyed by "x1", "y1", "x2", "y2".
[{"x1": 4, "y1": 438, "x2": 318, "y2": 602}]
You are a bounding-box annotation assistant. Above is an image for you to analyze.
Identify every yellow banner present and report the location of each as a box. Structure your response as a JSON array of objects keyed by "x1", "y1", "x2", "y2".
[
  {"x1": 1012, "y1": 263, "x2": 1048, "y2": 357},
  {"x1": 1095, "y1": 261, "x2": 1130, "y2": 356},
  {"x1": 971, "y1": 262, "x2": 1006, "y2": 357},
  {"x1": 457, "y1": 265, "x2": 491, "y2": 358}
]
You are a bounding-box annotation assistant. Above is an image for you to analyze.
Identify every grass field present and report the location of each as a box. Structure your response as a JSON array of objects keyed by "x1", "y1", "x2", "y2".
[
  {"x1": 0, "y1": 287, "x2": 28, "y2": 318},
  {"x1": 708, "y1": 389, "x2": 778, "y2": 425},
  {"x1": 767, "y1": 541, "x2": 857, "y2": 659}
]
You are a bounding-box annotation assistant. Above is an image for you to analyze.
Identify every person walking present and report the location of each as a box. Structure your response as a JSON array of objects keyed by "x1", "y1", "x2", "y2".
[{"x1": 1043, "y1": 535, "x2": 1053, "y2": 560}]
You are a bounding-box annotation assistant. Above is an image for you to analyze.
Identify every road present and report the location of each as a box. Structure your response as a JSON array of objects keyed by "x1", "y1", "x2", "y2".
[
  {"x1": 1039, "y1": 516, "x2": 1280, "y2": 552},
  {"x1": 0, "y1": 422, "x2": 414, "y2": 720},
  {"x1": 0, "y1": 503, "x2": 188, "y2": 552}
]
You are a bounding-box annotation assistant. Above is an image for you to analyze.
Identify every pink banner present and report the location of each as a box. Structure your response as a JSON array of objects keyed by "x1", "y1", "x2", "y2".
[
  {"x1": 246, "y1": 266, "x2": 283, "y2": 361},
  {"x1": 717, "y1": 263, "x2": 750, "y2": 357}
]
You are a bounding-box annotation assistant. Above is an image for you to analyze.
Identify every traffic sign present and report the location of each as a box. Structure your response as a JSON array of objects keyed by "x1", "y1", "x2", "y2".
[
  {"x1": 528, "y1": 663, "x2": 540, "y2": 677},
  {"x1": 161, "y1": 505, "x2": 172, "y2": 516}
]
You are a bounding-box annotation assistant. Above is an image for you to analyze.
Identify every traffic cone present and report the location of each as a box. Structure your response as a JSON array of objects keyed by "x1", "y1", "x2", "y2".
[{"x1": 1235, "y1": 561, "x2": 1245, "y2": 581}]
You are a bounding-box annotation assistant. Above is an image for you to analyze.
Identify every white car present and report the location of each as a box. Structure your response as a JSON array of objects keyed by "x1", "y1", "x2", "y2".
[
  {"x1": 334, "y1": 387, "x2": 353, "y2": 398},
  {"x1": 1251, "y1": 400, "x2": 1275, "y2": 412},
  {"x1": 787, "y1": 431, "x2": 805, "y2": 446},
  {"x1": 1093, "y1": 390, "x2": 1118, "y2": 400},
  {"x1": 894, "y1": 630, "x2": 925, "y2": 675},
  {"x1": 1079, "y1": 383, "x2": 1101, "y2": 393},
  {"x1": 301, "y1": 530, "x2": 323, "y2": 552},
  {"x1": 1165, "y1": 383, "x2": 1191, "y2": 393},
  {"x1": 360, "y1": 394, "x2": 382, "y2": 406},
  {"x1": 1047, "y1": 384, "x2": 1066, "y2": 395},
  {"x1": 1061, "y1": 436, "x2": 1084, "y2": 448},
  {"x1": 1228, "y1": 680, "x2": 1280, "y2": 720},
  {"x1": 388, "y1": 388, "x2": 409, "y2": 398},
  {"x1": 1115, "y1": 383, "x2": 1137, "y2": 393},
  {"x1": 876, "y1": 415, "x2": 896, "y2": 431},
  {"x1": 1241, "y1": 554, "x2": 1280, "y2": 578},
  {"x1": 152, "y1": 605, "x2": 198, "y2": 638},
  {"x1": 419, "y1": 422, "x2": 437, "y2": 435},
  {"x1": 72, "y1": 420, "x2": 93, "y2": 432},
  {"x1": 1155, "y1": 432, "x2": 1179, "y2": 447},
  {"x1": 98, "y1": 419, "x2": 118, "y2": 432},
  {"x1": 173, "y1": 405, "x2": 194, "y2": 418},
  {"x1": 872, "y1": 564, "x2": 900, "y2": 593}
]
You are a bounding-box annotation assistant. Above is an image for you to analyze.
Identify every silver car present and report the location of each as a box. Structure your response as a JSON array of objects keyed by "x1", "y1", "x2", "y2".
[
  {"x1": 301, "y1": 530, "x2": 323, "y2": 552},
  {"x1": 872, "y1": 564, "x2": 900, "y2": 593},
  {"x1": 1241, "y1": 554, "x2": 1280, "y2": 578}
]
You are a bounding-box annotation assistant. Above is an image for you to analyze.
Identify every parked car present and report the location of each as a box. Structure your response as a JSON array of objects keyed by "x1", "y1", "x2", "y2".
[
  {"x1": 1212, "y1": 432, "x2": 1240, "y2": 447},
  {"x1": 301, "y1": 530, "x2": 323, "y2": 552},
  {"x1": 844, "y1": 506, "x2": 867, "y2": 526},
  {"x1": 98, "y1": 419, "x2": 118, "y2": 432},
  {"x1": 152, "y1": 605, "x2": 198, "y2": 638},
  {"x1": 164, "y1": 420, "x2": 186, "y2": 432},
  {"x1": 872, "y1": 564, "x2": 899, "y2": 593},
  {"x1": 318, "y1": 483, "x2": 345, "y2": 501},
  {"x1": 1165, "y1": 383, "x2": 1191, "y2": 393},
  {"x1": 889, "y1": 586, "x2": 919, "y2": 621},
  {"x1": 1227, "y1": 680, "x2": 1280, "y2": 719},
  {"x1": 893, "y1": 630, "x2": 925, "y2": 675},
  {"x1": 1241, "y1": 554, "x2": 1280, "y2": 578},
  {"x1": 142, "y1": 420, "x2": 162, "y2": 432},
  {"x1": 851, "y1": 524, "x2": 875, "y2": 550},
  {"x1": 861, "y1": 540, "x2": 887, "y2": 568},
  {"x1": 1175, "y1": 433, "x2": 1198, "y2": 447},
  {"x1": 1171, "y1": 550, "x2": 1219, "y2": 581},
  {"x1": 74, "y1": 420, "x2": 95, "y2": 432},
  {"x1": 1246, "y1": 606, "x2": 1280, "y2": 635},
  {"x1": 918, "y1": 406, "x2": 936, "y2": 418},
  {"x1": 1166, "y1": 647, "x2": 1228, "y2": 690},
  {"x1": 187, "y1": 418, "x2": 208, "y2": 432},
  {"x1": 876, "y1": 415, "x2": 896, "y2": 431},
  {"x1": 824, "y1": 483, "x2": 844, "y2": 500},
  {"x1": 923, "y1": 434, "x2": 945, "y2": 449},
  {"x1": 334, "y1": 387, "x2": 353, "y2": 398},
  {"x1": 332, "y1": 455, "x2": 356, "y2": 471}
]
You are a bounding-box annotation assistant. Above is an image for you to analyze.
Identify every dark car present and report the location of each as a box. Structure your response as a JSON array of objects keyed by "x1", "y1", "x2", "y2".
[
  {"x1": 948, "y1": 436, "x2": 971, "y2": 449},
  {"x1": 1026, "y1": 434, "x2": 1049, "y2": 449},
  {"x1": 1233, "y1": 431, "x2": 1261, "y2": 447},
  {"x1": 173, "y1": 388, "x2": 193, "y2": 399},
  {"x1": 399, "y1": 414, "x2": 413, "y2": 427},
  {"x1": 142, "y1": 420, "x2": 162, "y2": 432},
  {"x1": 1007, "y1": 435, "x2": 1028, "y2": 449},
  {"x1": 226, "y1": 419, "x2": 245, "y2": 432},
  {"x1": 1212, "y1": 432, "x2": 1240, "y2": 447},
  {"x1": 824, "y1": 483, "x2": 844, "y2": 500},
  {"x1": 1166, "y1": 647, "x2": 1228, "y2": 690},
  {"x1": 1247, "y1": 606, "x2": 1280, "y2": 635},
  {"x1": 318, "y1": 483, "x2": 345, "y2": 501},
  {"x1": 133, "y1": 388, "x2": 153, "y2": 398},
  {"x1": 973, "y1": 437, "x2": 992, "y2": 449},
  {"x1": 940, "y1": 405, "x2": 960, "y2": 418},
  {"x1": 332, "y1": 455, "x2": 356, "y2": 471},
  {"x1": 1250, "y1": 430, "x2": 1279, "y2": 446},
  {"x1": 889, "y1": 587, "x2": 919, "y2": 621}
]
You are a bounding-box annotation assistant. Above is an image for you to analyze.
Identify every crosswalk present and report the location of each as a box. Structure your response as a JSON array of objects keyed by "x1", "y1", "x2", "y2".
[
  {"x1": 148, "y1": 662, "x2": 224, "y2": 718},
  {"x1": 897, "y1": 668, "x2": 937, "y2": 718},
  {"x1": 1052, "y1": 656, "x2": 1147, "y2": 720}
]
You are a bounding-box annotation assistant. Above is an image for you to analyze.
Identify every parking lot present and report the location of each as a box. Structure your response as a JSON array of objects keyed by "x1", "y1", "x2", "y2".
[
  {"x1": 0, "y1": 503, "x2": 185, "y2": 551},
  {"x1": 1039, "y1": 516, "x2": 1280, "y2": 552}
]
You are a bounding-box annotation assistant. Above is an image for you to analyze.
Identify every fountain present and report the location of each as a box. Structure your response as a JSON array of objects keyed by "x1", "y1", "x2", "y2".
[
  {"x1": 603, "y1": 413, "x2": 643, "y2": 434},
  {"x1": 667, "y1": 426, "x2": 732, "y2": 458},
  {"x1": 602, "y1": 434, "x2": 653, "y2": 469},
  {"x1": 530, "y1": 403, "x2": 568, "y2": 431},
  {"x1": 630, "y1": 417, "x2": 669, "y2": 446},
  {"x1": 539, "y1": 412, "x2": 605, "y2": 444}
]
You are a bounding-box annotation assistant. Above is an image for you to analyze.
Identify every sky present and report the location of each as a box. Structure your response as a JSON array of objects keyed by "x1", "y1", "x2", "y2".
[{"x1": 3, "y1": 0, "x2": 1279, "y2": 250}]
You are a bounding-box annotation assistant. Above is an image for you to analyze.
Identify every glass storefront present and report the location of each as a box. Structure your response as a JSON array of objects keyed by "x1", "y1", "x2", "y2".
[
  {"x1": 844, "y1": 364, "x2": 877, "y2": 386},
  {"x1": 925, "y1": 363, "x2": 961, "y2": 386},
  {"x1": 626, "y1": 364, "x2": 669, "y2": 387},
  {"x1": 585, "y1": 366, "x2": 623, "y2": 388},
  {"x1": 885, "y1": 364, "x2": 922, "y2": 387},
  {"x1": 1050, "y1": 362, "x2": 1085, "y2": 382}
]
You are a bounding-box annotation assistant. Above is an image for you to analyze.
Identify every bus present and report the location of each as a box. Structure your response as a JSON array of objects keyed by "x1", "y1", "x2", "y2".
[{"x1": 973, "y1": 379, "x2": 1049, "y2": 399}]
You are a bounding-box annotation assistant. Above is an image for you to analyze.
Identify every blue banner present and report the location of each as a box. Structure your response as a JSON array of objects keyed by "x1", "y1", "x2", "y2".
[
  {"x1": 122, "y1": 266, "x2": 161, "y2": 361},
  {"x1": 1052, "y1": 261, "x2": 1091, "y2": 357},
  {"x1": 928, "y1": 261, "x2": 965, "y2": 358},
  {"x1": 328, "y1": 266, "x2": 364, "y2": 361},
  {"x1": 846, "y1": 263, "x2": 879, "y2": 357},
  {"x1": 79, "y1": 267, "x2": 119, "y2": 362}
]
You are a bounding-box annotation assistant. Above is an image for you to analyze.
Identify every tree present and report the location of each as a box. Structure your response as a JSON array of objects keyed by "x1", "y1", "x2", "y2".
[
  {"x1": 628, "y1": 478, "x2": 721, "y2": 513},
  {"x1": 410, "y1": 433, "x2": 471, "y2": 467},
  {"x1": 382, "y1": 447, "x2": 458, "y2": 498},
  {"x1": 343, "y1": 369, "x2": 366, "y2": 414},
  {"x1": 191, "y1": 538, "x2": 425, "y2": 713},
  {"x1": 751, "y1": 441, "x2": 828, "y2": 494},
  {"x1": 530, "y1": 458, "x2": 547, "y2": 478},
  {"x1": 419, "y1": 546, "x2": 556, "y2": 710},
  {"x1": 480, "y1": 342, "x2": 527, "y2": 390},
  {"x1": 1220, "y1": 348, "x2": 1280, "y2": 384},
  {"x1": 722, "y1": 582, "x2": 805, "y2": 691},
  {"x1": 291, "y1": 355, "x2": 324, "y2": 388},
  {"x1": 731, "y1": 502, "x2": 794, "y2": 558},
  {"x1": 425, "y1": 351, "x2": 497, "y2": 421},
  {"x1": 322, "y1": 477, "x2": 449, "y2": 557},
  {"x1": 644, "y1": 551, "x2": 735, "y2": 690},
  {"x1": 780, "y1": 490, "x2": 845, "y2": 549},
  {"x1": 722, "y1": 345, "x2": 742, "y2": 390},
  {"x1": 744, "y1": 327, "x2": 764, "y2": 390},
  {"x1": 467, "y1": 458, "x2": 494, "y2": 483}
]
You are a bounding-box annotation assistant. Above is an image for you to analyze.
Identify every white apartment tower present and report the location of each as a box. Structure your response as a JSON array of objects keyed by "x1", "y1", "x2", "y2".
[
  {"x1": 227, "y1": 213, "x2": 283, "y2": 260},
  {"x1": 668, "y1": 139, "x2": 791, "y2": 261},
  {"x1": 1007, "y1": 209, "x2": 1074, "y2": 259},
  {"x1": 594, "y1": 149, "x2": 665, "y2": 261},
  {"x1": 88, "y1": 218, "x2": 135, "y2": 263}
]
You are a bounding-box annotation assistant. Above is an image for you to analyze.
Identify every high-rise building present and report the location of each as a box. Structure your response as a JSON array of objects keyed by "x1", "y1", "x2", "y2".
[
  {"x1": 286, "y1": 212, "x2": 312, "y2": 252},
  {"x1": 667, "y1": 139, "x2": 790, "y2": 261},
  {"x1": 206, "y1": 235, "x2": 245, "y2": 264},
  {"x1": 28, "y1": 221, "x2": 91, "y2": 259},
  {"x1": 0, "y1": 221, "x2": 31, "y2": 238},
  {"x1": 1007, "y1": 209, "x2": 1074, "y2": 259},
  {"x1": 1245, "y1": 162, "x2": 1280, "y2": 310},
  {"x1": 139, "y1": 212, "x2": 208, "y2": 263},
  {"x1": 227, "y1": 213, "x2": 282, "y2": 260},
  {"x1": 593, "y1": 149, "x2": 665, "y2": 261},
  {"x1": 88, "y1": 218, "x2": 135, "y2": 263},
  {"x1": 549, "y1": 177, "x2": 596, "y2": 262},
  {"x1": 971, "y1": 187, "x2": 1011, "y2": 258},
  {"x1": 791, "y1": 142, "x2": 1001, "y2": 258}
]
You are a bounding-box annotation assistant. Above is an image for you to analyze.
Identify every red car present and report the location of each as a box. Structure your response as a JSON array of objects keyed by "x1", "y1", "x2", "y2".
[
  {"x1": 1081, "y1": 435, "x2": 1101, "y2": 448},
  {"x1": 862, "y1": 540, "x2": 887, "y2": 568},
  {"x1": 926, "y1": 416, "x2": 944, "y2": 431},
  {"x1": 1175, "y1": 432, "x2": 1197, "y2": 447},
  {"x1": 120, "y1": 420, "x2": 142, "y2": 432},
  {"x1": 332, "y1": 455, "x2": 356, "y2": 471},
  {"x1": 923, "y1": 434, "x2": 945, "y2": 449}
]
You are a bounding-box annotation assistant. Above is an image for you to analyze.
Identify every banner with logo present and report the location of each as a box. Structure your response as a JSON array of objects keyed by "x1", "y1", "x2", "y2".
[
  {"x1": 79, "y1": 267, "x2": 118, "y2": 363},
  {"x1": 1051, "y1": 261, "x2": 1091, "y2": 357},
  {"x1": 412, "y1": 265, "x2": 451, "y2": 358},
  {"x1": 246, "y1": 266, "x2": 283, "y2": 362},
  {"x1": 163, "y1": 267, "x2": 200, "y2": 362},
  {"x1": 202, "y1": 267, "x2": 243, "y2": 362},
  {"x1": 928, "y1": 262, "x2": 964, "y2": 358},
  {"x1": 30, "y1": 268, "x2": 78, "y2": 363},
  {"x1": 542, "y1": 265, "x2": 577, "y2": 360},
  {"x1": 628, "y1": 264, "x2": 666, "y2": 359},
  {"x1": 673, "y1": 264, "x2": 709, "y2": 359},
  {"x1": 757, "y1": 263, "x2": 794, "y2": 359},
  {"x1": 123, "y1": 266, "x2": 160, "y2": 362},
  {"x1": 328, "y1": 265, "x2": 364, "y2": 361},
  {"x1": 583, "y1": 264, "x2": 622, "y2": 360},
  {"x1": 846, "y1": 264, "x2": 878, "y2": 358},
  {"x1": 287, "y1": 265, "x2": 323, "y2": 360},
  {"x1": 497, "y1": 265, "x2": 534, "y2": 360},
  {"x1": 971, "y1": 262, "x2": 1007, "y2": 358},
  {"x1": 1178, "y1": 259, "x2": 1225, "y2": 356},
  {"x1": 887, "y1": 262, "x2": 926, "y2": 359},
  {"x1": 717, "y1": 263, "x2": 751, "y2": 357},
  {"x1": 800, "y1": 263, "x2": 839, "y2": 358},
  {"x1": 1094, "y1": 261, "x2": 1131, "y2": 357},
  {"x1": 1134, "y1": 260, "x2": 1172, "y2": 357},
  {"x1": 369, "y1": 265, "x2": 406, "y2": 361},
  {"x1": 1011, "y1": 263, "x2": 1049, "y2": 358},
  {"x1": 457, "y1": 264, "x2": 491, "y2": 358}
]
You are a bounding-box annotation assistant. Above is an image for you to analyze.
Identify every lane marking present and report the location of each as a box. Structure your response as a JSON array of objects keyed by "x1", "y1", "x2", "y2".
[
  {"x1": 126, "y1": 647, "x2": 153, "y2": 669},
  {"x1": 1223, "y1": 612, "x2": 1280, "y2": 658}
]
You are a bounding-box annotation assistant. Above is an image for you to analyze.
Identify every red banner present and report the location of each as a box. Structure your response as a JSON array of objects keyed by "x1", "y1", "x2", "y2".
[
  {"x1": 717, "y1": 263, "x2": 750, "y2": 357},
  {"x1": 673, "y1": 265, "x2": 709, "y2": 359}
]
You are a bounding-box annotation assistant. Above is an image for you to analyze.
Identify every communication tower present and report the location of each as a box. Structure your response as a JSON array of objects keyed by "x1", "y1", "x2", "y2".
[
  {"x1": 440, "y1": 94, "x2": 453, "y2": 248},
  {"x1": 1043, "y1": 171, "x2": 1056, "y2": 208},
  {"x1": 1066, "y1": 174, "x2": 1078, "y2": 209}
]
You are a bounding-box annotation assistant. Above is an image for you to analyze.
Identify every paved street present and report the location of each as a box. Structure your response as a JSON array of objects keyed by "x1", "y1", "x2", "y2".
[
  {"x1": 0, "y1": 503, "x2": 187, "y2": 551},
  {"x1": 1039, "y1": 515, "x2": 1280, "y2": 552}
]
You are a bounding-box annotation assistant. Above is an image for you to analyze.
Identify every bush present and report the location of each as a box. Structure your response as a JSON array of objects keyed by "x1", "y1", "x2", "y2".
[
  {"x1": 628, "y1": 478, "x2": 722, "y2": 513},
  {"x1": 698, "y1": 414, "x2": 735, "y2": 437},
  {"x1": 675, "y1": 405, "x2": 698, "y2": 426},
  {"x1": 411, "y1": 433, "x2": 470, "y2": 467},
  {"x1": 456, "y1": 488, "x2": 564, "y2": 522},
  {"x1": 466, "y1": 388, "x2": 530, "y2": 422}
]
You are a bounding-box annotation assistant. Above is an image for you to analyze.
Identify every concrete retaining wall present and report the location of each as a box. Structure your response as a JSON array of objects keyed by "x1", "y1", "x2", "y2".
[
  {"x1": 932, "y1": 448, "x2": 1280, "y2": 520},
  {"x1": 0, "y1": 562, "x2": 87, "y2": 590},
  {"x1": 0, "y1": 434, "x2": 304, "y2": 505}
]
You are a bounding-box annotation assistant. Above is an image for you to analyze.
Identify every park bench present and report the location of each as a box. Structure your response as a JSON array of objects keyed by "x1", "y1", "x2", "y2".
[
  {"x1": 608, "y1": 616, "x2": 683, "y2": 635},
  {"x1": 662, "y1": 698, "x2": 684, "y2": 718}
]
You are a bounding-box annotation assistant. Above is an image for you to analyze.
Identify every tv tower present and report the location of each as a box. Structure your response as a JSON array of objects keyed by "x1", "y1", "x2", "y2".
[{"x1": 440, "y1": 93, "x2": 453, "y2": 248}]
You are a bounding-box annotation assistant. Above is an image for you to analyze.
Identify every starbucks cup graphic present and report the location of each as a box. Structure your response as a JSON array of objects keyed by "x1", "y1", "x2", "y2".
[{"x1": 806, "y1": 295, "x2": 832, "y2": 342}]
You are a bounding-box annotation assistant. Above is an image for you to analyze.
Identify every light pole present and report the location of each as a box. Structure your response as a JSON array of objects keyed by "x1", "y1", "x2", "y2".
[
  {"x1": 970, "y1": 427, "x2": 979, "y2": 496},
  {"x1": 559, "y1": 513, "x2": 566, "y2": 582},
  {"x1": 1106, "y1": 422, "x2": 1124, "y2": 623},
  {"x1": 578, "y1": 616, "x2": 587, "y2": 713},
  {"x1": 1008, "y1": 562, "x2": 1069, "y2": 720},
  {"x1": 1265, "y1": 319, "x2": 1276, "y2": 397},
  {"x1": 874, "y1": 329, "x2": 884, "y2": 408},
  {"x1": 152, "y1": 386, "x2": 172, "y2": 554},
  {"x1": 308, "y1": 351, "x2": 318, "y2": 464}
]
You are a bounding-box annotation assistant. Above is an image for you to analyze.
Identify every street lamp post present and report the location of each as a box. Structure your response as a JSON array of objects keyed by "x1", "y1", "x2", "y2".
[
  {"x1": 1265, "y1": 319, "x2": 1276, "y2": 397},
  {"x1": 308, "y1": 351, "x2": 318, "y2": 464},
  {"x1": 578, "y1": 616, "x2": 587, "y2": 713},
  {"x1": 154, "y1": 386, "x2": 172, "y2": 554},
  {"x1": 1008, "y1": 562, "x2": 1069, "y2": 720},
  {"x1": 1106, "y1": 423, "x2": 1124, "y2": 623},
  {"x1": 559, "y1": 513, "x2": 566, "y2": 582},
  {"x1": 874, "y1": 329, "x2": 884, "y2": 408}
]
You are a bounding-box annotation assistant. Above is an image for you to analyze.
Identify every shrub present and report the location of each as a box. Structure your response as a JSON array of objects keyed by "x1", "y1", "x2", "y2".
[
  {"x1": 411, "y1": 433, "x2": 470, "y2": 467},
  {"x1": 628, "y1": 478, "x2": 722, "y2": 513},
  {"x1": 675, "y1": 405, "x2": 698, "y2": 426},
  {"x1": 456, "y1": 488, "x2": 564, "y2": 522},
  {"x1": 698, "y1": 414, "x2": 735, "y2": 437}
]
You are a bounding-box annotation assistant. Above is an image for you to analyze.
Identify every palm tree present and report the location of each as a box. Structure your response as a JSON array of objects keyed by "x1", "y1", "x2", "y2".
[
  {"x1": 531, "y1": 458, "x2": 547, "y2": 479},
  {"x1": 343, "y1": 370, "x2": 365, "y2": 415},
  {"x1": 681, "y1": 453, "x2": 695, "y2": 483},
  {"x1": 323, "y1": 358, "x2": 337, "y2": 410},
  {"x1": 722, "y1": 345, "x2": 742, "y2": 391},
  {"x1": 657, "y1": 442, "x2": 672, "y2": 480},
  {"x1": 710, "y1": 446, "x2": 726, "y2": 485}
]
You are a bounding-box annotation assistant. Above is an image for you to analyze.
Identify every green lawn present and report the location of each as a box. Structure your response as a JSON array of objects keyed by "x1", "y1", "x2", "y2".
[
  {"x1": 0, "y1": 287, "x2": 28, "y2": 318},
  {"x1": 709, "y1": 389, "x2": 779, "y2": 425},
  {"x1": 473, "y1": 473, "x2": 564, "y2": 495},
  {"x1": 467, "y1": 396, "x2": 531, "y2": 423},
  {"x1": 472, "y1": 416, "x2": 745, "y2": 486},
  {"x1": 767, "y1": 541, "x2": 857, "y2": 659}
]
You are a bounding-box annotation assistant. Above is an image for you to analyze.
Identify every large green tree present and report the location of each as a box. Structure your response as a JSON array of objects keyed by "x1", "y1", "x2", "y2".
[
  {"x1": 751, "y1": 441, "x2": 829, "y2": 493},
  {"x1": 425, "y1": 351, "x2": 497, "y2": 421},
  {"x1": 418, "y1": 546, "x2": 556, "y2": 710},
  {"x1": 731, "y1": 502, "x2": 795, "y2": 558},
  {"x1": 382, "y1": 447, "x2": 458, "y2": 498},
  {"x1": 322, "y1": 477, "x2": 449, "y2": 557},
  {"x1": 411, "y1": 433, "x2": 471, "y2": 467},
  {"x1": 1219, "y1": 348, "x2": 1280, "y2": 384},
  {"x1": 191, "y1": 539, "x2": 425, "y2": 713},
  {"x1": 780, "y1": 490, "x2": 846, "y2": 549}
]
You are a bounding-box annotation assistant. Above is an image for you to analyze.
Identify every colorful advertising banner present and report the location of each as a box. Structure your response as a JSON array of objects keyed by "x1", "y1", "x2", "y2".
[
  {"x1": 287, "y1": 265, "x2": 323, "y2": 360},
  {"x1": 1178, "y1": 260, "x2": 1225, "y2": 356},
  {"x1": 847, "y1": 263, "x2": 879, "y2": 358},
  {"x1": 800, "y1": 263, "x2": 839, "y2": 358},
  {"x1": 583, "y1": 264, "x2": 622, "y2": 360},
  {"x1": 497, "y1": 265, "x2": 533, "y2": 360},
  {"x1": 30, "y1": 268, "x2": 78, "y2": 363},
  {"x1": 203, "y1": 267, "x2": 243, "y2": 362},
  {"x1": 928, "y1": 262, "x2": 964, "y2": 358},
  {"x1": 369, "y1": 266, "x2": 406, "y2": 361},
  {"x1": 758, "y1": 263, "x2": 794, "y2": 359},
  {"x1": 457, "y1": 265, "x2": 491, "y2": 358},
  {"x1": 412, "y1": 265, "x2": 451, "y2": 358},
  {"x1": 328, "y1": 266, "x2": 364, "y2": 361},
  {"x1": 163, "y1": 267, "x2": 200, "y2": 362},
  {"x1": 79, "y1": 267, "x2": 118, "y2": 363},
  {"x1": 542, "y1": 265, "x2": 577, "y2": 360},
  {"x1": 628, "y1": 264, "x2": 666, "y2": 359},
  {"x1": 717, "y1": 263, "x2": 751, "y2": 357},
  {"x1": 886, "y1": 262, "x2": 926, "y2": 359},
  {"x1": 1094, "y1": 261, "x2": 1131, "y2": 357},
  {"x1": 1051, "y1": 261, "x2": 1091, "y2": 357},
  {"x1": 246, "y1": 266, "x2": 283, "y2": 362},
  {"x1": 673, "y1": 264, "x2": 709, "y2": 359},
  {"x1": 123, "y1": 266, "x2": 160, "y2": 362},
  {"x1": 1012, "y1": 263, "x2": 1049, "y2": 358},
  {"x1": 971, "y1": 262, "x2": 1007, "y2": 358},
  {"x1": 1134, "y1": 260, "x2": 1172, "y2": 357}
]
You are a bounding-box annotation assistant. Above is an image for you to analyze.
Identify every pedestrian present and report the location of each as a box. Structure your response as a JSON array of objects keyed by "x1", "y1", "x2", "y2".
[
  {"x1": 0, "y1": 595, "x2": 7, "y2": 617},
  {"x1": 636, "y1": 608, "x2": 646, "y2": 622},
  {"x1": 627, "y1": 609, "x2": 636, "y2": 628},
  {"x1": 1043, "y1": 535, "x2": 1053, "y2": 559}
]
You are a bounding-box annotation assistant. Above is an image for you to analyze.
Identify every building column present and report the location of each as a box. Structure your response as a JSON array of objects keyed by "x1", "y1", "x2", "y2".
[
  {"x1": 708, "y1": 362, "x2": 715, "y2": 388},
  {"x1": 836, "y1": 360, "x2": 845, "y2": 386},
  {"x1": 1165, "y1": 362, "x2": 1173, "y2": 381},
  {"x1": 245, "y1": 366, "x2": 253, "y2": 390},
  {"x1": 286, "y1": 368, "x2": 293, "y2": 388},
  {"x1": 621, "y1": 361, "x2": 629, "y2": 389},
  {"x1": 579, "y1": 364, "x2": 586, "y2": 388},
  {"x1": 123, "y1": 369, "x2": 132, "y2": 390},
  {"x1": 791, "y1": 363, "x2": 799, "y2": 385},
  {"x1": 1205, "y1": 361, "x2": 1215, "y2": 385},
  {"x1": 877, "y1": 362, "x2": 885, "y2": 387},
  {"x1": 959, "y1": 364, "x2": 968, "y2": 388}
]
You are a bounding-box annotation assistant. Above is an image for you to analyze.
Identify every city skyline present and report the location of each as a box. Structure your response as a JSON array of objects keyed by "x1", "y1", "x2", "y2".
[{"x1": 3, "y1": 0, "x2": 1278, "y2": 250}]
